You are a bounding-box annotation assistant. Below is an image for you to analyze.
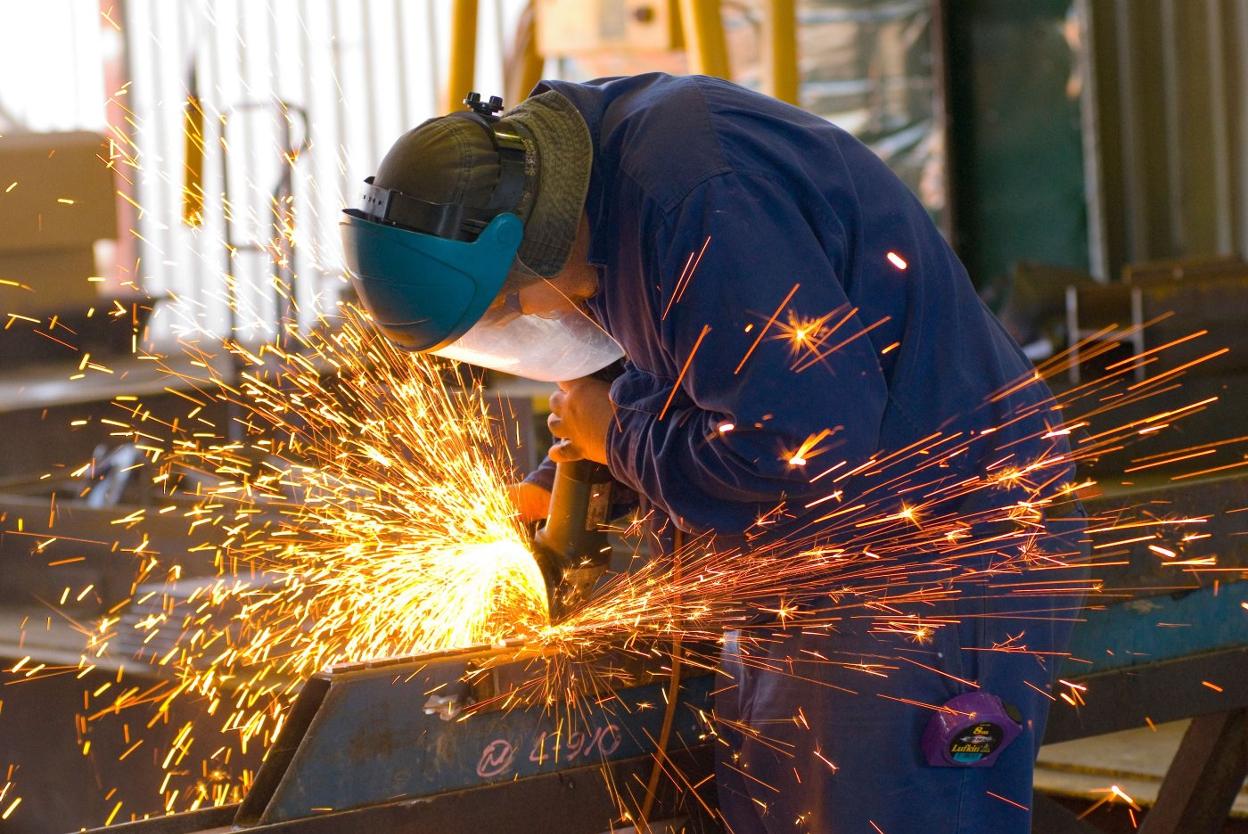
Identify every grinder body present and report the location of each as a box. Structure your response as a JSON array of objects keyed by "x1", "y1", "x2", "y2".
[{"x1": 532, "y1": 459, "x2": 613, "y2": 621}]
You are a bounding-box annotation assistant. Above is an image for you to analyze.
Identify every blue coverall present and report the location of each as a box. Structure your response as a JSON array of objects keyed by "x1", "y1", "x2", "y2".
[{"x1": 526, "y1": 74, "x2": 1083, "y2": 833}]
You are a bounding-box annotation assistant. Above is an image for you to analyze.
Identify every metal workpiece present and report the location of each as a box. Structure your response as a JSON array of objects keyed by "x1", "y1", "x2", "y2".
[
  {"x1": 62, "y1": 475, "x2": 1248, "y2": 833},
  {"x1": 80, "y1": 640, "x2": 718, "y2": 833},
  {"x1": 245, "y1": 645, "x2": 712, "y2": 824},
  {"x1": 85, "y1": 747, "x2": 715, "y2": 834}
]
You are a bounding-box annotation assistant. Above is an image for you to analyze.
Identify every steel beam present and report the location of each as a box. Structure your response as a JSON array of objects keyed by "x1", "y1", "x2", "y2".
[
  {"x1": 678, "y1": 0, "x2": 729, "y2": 80},
  {"x1": 1046, "y1": 647, "x2": 1248, "y2": 744},
  {"x1": 763, "y1": 0, "x2": 798, "y2": 105},
  {"x1": 1138, "y1": 708, "x2": 1248, "y2": 834}
]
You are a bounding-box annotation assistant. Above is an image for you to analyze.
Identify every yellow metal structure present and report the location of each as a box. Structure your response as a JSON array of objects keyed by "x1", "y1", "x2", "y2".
[
  {"x1": 764, "y1": 0, "x2": 799, "y2": 104},
  {"x1": 182, "y1": 74, "x2": 206, "y2": 227},
  {"x1": 507, "y1": 3, "x2": 545, "y2": 106},
  {"x1": 677, "y1": 0, "x2": 729, "y2": 78},
  {"x1": 445, "y1": 0, "x2": 480, "y2": 112},
  {"x1": 490, "y1": 1, "x2": 800, "y2": 108}
]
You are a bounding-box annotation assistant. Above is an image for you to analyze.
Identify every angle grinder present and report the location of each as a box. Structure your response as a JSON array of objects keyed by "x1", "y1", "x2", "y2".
[
  {"x1": 531, "y1": 458, "x2": 614, "y2": 622},
  {"x1": 530, "y1": 364, "x2": 622, "y2": 621}
]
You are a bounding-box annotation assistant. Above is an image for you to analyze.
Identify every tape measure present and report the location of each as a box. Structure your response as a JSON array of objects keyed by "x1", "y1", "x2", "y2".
[{"x1": 921, "y1": 692, "x2": 1023, "y2": 768}]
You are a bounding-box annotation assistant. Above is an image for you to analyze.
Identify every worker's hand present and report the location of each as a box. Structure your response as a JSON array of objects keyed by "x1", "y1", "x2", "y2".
[
  {"x1": 548, "y1": 377, "x2": 613, "y2": 465},
  {"x1": 507, "y1": 481, "x2": 551, "y2": 523}
]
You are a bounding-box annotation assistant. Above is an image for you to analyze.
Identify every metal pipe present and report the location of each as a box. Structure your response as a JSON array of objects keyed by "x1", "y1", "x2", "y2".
[
  {"x1": 445, "y1": 0, "x2": 479, "y2": 111},
  {"x1": 427, "y1": 0, "x2": 442, "y2": 112},
  {"x1": 929, "y1": 0, "x2": 958, "y2": 249},
  {"x1": 206, "y1": 0, "x2": 231, "y2": 332},
  {"x1": 1114, "y1": 0, "x2": 1147, "y2": 264},
  {"x1": 505, "y1": 0, "x2": 543, "y2": 105},
  {"x1": 1075, "y1": 0, "x2": 1109, "y2": 281},
  {"x1": 102, "y1": 0, "x2": 141, "y2": 299},
  {"x1": 1159, "y1": 0, "x2": 1186, "y2": 254},
  {"x1": 238, "y1": 0, "x2": 262, "y2": 325},
  {"x1": 678, "y1": 0, "x2": 730, "y2": 79},
  {"x1": 361, "y1": 0, "x2": 381, "y2": 161},
  {"x1": 394, "y1": 0, "x2": 411, "y2": 130},
  {"x1": 763, "y1": 0, "x2": 798, "y2": 104},
  {"x1": 493, "y1": 0, "x2": 507, "y2": 78},
  {"x1": 146, "y1": 0, "x2": 177, "y2": 300},
  {"x1": 1205, "y1": 0, "x2": 1234, "y2": 254},
  {"x1": 330, "y1": 0, "x2": 350, "y2": 232}
]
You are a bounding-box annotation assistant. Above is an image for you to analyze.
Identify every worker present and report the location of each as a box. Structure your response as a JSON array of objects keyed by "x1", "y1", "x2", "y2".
[{"x1": 342, "y1": 74, "x2": 1086, "y2": 833}]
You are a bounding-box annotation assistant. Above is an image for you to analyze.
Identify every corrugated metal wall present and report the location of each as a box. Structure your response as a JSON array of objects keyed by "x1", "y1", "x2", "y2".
[
  {"x1": 944, "y1": 0, "x2": 1090, "y2": 291},
  {"x1": 2, "y1": 0, "x2": 527, "y2": 341},
  {"x1": 122, "y1": 0, "x2": 526, "y2": 340},
  {"x1": 1082, "y1": 0, "x2": 1248, "y2": 278}
]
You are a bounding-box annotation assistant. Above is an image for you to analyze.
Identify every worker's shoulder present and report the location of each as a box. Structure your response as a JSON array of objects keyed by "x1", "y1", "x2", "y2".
[
  {"x1": 588, "y1": 74, "x2": 759, "y2": 210},
  {"x1": 592, "y1": 74, "x2": 844, "y2": 213}
]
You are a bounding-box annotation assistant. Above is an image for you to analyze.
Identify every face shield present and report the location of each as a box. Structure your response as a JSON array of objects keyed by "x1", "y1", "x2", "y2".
[
  {"x1": 341, "y1": 181, "x2": 621, "y2": 383},
  {"x1": 432, "y1": 266, "x2": 623, "y2": 382}
]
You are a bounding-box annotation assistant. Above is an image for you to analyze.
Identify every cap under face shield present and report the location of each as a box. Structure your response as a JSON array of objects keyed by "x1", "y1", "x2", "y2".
[{"x1": 340, "y1": 203, "x2": 621, "y2": 383}]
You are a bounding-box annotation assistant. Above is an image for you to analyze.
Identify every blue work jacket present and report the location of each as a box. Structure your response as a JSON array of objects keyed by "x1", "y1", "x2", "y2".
[
  {"x1": 528, "y1": 73, "x2": 1066, "y2": 543},
  {"x1": 522, "y1": 76, "x2": 1081, "y2": 833}
]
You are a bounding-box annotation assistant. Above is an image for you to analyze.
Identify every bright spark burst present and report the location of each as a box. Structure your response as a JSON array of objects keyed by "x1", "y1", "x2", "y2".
[
  {"x1": 52, "y1": 305, "x2": 551, "y2": 811},
  {"x1": 128, "y1": 306, "x2": 546, "y2": 642}
]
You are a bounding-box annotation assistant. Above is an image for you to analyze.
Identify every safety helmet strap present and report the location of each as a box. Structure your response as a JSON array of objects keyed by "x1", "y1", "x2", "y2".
[{"x1": 359, "y1": 92, "x2": 530, "y2": 243}]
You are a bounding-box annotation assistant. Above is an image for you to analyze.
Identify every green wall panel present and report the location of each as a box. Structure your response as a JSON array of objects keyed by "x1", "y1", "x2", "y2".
[{"x1": 947, "y1": 0, "x2": 1090, "y2": 290}]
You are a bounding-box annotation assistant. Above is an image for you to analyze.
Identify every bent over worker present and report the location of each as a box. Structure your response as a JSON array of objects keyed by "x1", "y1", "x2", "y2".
[{"x1": 341, "y1": 74, "x2": 1086, "y2": 833}]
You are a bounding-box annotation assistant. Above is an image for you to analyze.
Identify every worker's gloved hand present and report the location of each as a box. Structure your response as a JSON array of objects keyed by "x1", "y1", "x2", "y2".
[
  {"x1": 507, "y1": 481, "x2": 551, "y2": 523},
  {"x1": 547, "y1": 376, "x2": 613, "y2": 465}
]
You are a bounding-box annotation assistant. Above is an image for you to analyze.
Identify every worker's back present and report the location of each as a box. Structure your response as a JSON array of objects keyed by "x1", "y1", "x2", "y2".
[{"x1": 539, "y1": 73, "x2": 1067, "y2": 535}]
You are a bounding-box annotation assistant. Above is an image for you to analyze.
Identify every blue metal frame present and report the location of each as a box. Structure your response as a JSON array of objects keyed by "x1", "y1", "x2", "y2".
[
  {"x1": 246, "y1": 646, "x2": 714, "y2": 823},
  {"x1": 1063, "y1": 581, "x2": 1248, "y2": 677}
]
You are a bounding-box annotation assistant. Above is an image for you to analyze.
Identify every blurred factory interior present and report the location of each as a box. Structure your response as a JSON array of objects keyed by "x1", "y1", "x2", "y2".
[{"x1": 0, "y1": 1, "x2": 1247, "y2": 833}]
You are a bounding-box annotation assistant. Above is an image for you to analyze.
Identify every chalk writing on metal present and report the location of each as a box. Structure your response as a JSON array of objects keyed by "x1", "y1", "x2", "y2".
[
  {"x1": 476, "y1": 738, "x2": 516, "y2": 778},
  {"x1": 477, "y1": 723, "x2": 623, "y2": 778}
]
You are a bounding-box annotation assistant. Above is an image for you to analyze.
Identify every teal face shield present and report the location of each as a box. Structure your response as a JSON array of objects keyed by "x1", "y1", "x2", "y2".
[
  {"x1": 340, "y1": 205, "x2": 523, "y2": 352},
  {"x1": 340, "y1": 93, "x2": 623, "y2": 382}
]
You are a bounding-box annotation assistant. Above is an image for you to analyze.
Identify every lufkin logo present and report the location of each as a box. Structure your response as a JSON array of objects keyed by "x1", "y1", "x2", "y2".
[
  {"x1": 922, "y1": 691, "x2": 1022, "y2": 768},
  {"x1": 949, "y1": 722, "x2": 1003, "y2": 762}
]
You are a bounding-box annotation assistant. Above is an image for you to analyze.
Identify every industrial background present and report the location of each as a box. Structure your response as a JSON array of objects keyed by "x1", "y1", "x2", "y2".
[{"x1": 0, "y1": 1, "x2": 1246, "y2": 833}]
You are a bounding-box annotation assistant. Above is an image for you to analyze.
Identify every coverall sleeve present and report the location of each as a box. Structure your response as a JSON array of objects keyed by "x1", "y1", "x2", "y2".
[{"x1": 605, "y1": 172, "x2": 889, "y2": 534}]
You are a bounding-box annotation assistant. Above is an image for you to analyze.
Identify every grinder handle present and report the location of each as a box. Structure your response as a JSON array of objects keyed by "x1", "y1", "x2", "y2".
[
  {"x1": 539, "y1": 359, "x2": 623, "y2": 548},
  {"x1": 534, "y1": 458, "x2": 613, "y2": 561}
]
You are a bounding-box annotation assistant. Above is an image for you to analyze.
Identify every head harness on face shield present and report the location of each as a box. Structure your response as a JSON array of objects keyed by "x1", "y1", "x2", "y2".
[
  {"x1": 340, "y1": 93, "x2": 527, "y2": 352},
  {"x1": 340, "y1": 93, "x2": 622, "y2": 382}
]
